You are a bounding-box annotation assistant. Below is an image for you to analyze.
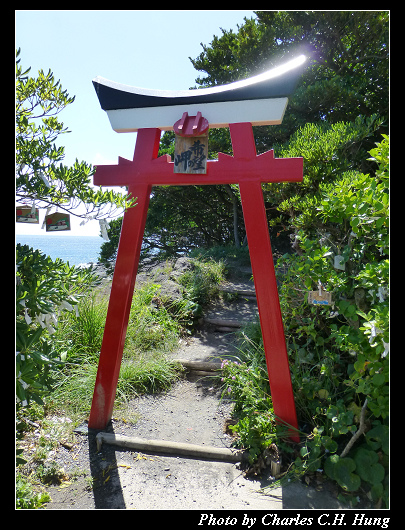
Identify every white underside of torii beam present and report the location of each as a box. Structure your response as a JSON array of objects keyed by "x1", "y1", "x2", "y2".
[{"x1": 105, "y1": 97, "x2": 288, "y2": 132}]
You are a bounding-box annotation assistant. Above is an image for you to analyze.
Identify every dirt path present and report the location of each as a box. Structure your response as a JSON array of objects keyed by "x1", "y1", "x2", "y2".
[{"x1": 41, "y1": 268, "x2": 344, "y2": 510}]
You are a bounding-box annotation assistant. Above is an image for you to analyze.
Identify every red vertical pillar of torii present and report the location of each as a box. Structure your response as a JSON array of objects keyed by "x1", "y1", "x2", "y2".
[{"x1": 88, "y1": 123, "x2": 302, "y2": 442}]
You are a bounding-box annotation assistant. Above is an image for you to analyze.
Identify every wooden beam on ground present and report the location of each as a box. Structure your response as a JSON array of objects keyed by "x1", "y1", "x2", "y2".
[
  {"x1": 204, "y1": 318, "x2": 242, "y2": 328},
  {"x1": 220, "y1": 288, "x2": 256, "y2": 298},
  {"x1": 172, "y1": 359, "x2": 222, "y2": 372},
  {"x1": 187, "y1": 370, "x2": 219, "y2": 377},
  {"x1": 96, "y1": 432, "x2": 245, "y2": 462}
]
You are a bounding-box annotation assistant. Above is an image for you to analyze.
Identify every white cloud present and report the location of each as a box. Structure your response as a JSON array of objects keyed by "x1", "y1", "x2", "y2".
[{"x1": 91, "y1": 153, "x2": 118, "y2": 166}]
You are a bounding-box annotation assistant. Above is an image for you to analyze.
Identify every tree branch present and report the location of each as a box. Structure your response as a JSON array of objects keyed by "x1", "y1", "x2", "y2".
[
  {"x1": 340, "y1": 398, "x2": 368, "y2": 458},
  {"x1": 15, "y1": 193, "x2": 122, "y2": 220}
]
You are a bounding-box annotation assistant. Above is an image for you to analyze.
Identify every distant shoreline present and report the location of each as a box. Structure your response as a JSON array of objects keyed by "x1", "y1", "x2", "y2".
[{"x1": 16, "y1": 234, "x2": 104, "y2": 267}]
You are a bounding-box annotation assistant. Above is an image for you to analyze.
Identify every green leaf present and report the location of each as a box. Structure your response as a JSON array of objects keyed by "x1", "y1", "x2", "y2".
[
  {"x1": 324, "y1": 455, "x2": 361, "y2": 492},
  {"x1": 372, "y1": 373, "x2": 385, "y2": 386},
  {"x1": 324, "y1": 453, "x2": 339, "y2": 479},
  {"x1": 353, "y1": 447, "x2": 385, "y2": 485},
  {"x1": 366, "y1": 423, "x2": 389, "y2": 454},
  {"x1": 370, "y1": 482, "x2": 384, "y2": 502}
]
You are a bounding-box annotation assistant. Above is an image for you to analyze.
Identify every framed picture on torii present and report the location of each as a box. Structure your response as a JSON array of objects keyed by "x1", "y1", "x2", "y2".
[{"x1": 88, "y1": 55, "x2": 307, "y2": 442}]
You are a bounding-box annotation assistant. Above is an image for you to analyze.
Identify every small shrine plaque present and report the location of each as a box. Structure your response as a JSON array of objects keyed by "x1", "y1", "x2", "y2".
[
  {"x1": 45, "y1": 212, "x2": 71, "y2": 231},
  {"x1": 16, "y1": 206, "x2": 39, "y2": 224},
  {"x1": 174, "y1": 134, "x2": 208, "y2": 174},
  {"x1": 308, "y1": 290, "x2": 332, "y2": 306}
]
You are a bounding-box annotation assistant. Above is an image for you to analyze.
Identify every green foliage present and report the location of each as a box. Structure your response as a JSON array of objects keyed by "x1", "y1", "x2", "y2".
[
  {"x1": 15, "y1": 47, "x2": 136, "y2": 431},
  {"x1": 191, "y1": 11, "x2": 388, "y2": 134},
  {"x1": 53, "y1": 295, "x2": 108, "y2": 363},
  {"x1": 220, "y1": 358, "x2": 277, "y2": 462},
  {"x1": 177, "y1": 258, "x2": 226, "y2": 306},
  {"x1": 189, "y1": 245, "x2": 251, "y2": 268},
  {"x1": 323, "y1": 422, "x2": 388, "y2": 505},
  {"x1": 124, "y1": 283, "x2": 183, "y2": 353},
  {"x1": 98, "y1": 12, "x2": 388, "y2": 260},
  {"x1": 117, "y1": 356, "x2": 182, "y2": 401},
  {"x1": 143, "y1": 185, "x2": 243, "y2": 258},
  {"x1": 16, "y1": 48, "x2": 134, "y2": 220},
  {"x1": 98, "y1": 12, "x2": 388, "y2": 262},
  {"x1": 220, "y1": 137, "x2": 389, "y2": 507},
  {"x1": 99, "y1": 184, "x2": 245, "y2": 263},
  {"x1": 278, "y1": 136, "x2": 389, "y2": 421},
  {"x1": 49, "y1": 257, "x2": 225, "y2": 416},
  {"x1": 324, "y1": 454, "x2": 361, "y2": 492},
  {"x1": 50, "y1": 280, "x2": 185, "y2": 414},
  {"x1": 16, "y1": 244, "x2": 100, "y2": 407},
  {"x1": 268, "y1": 115, "x2": 384, "y2": 232},
  {"x1": 15, "y1": 46, "x2": 134, "y2": 457},
  {"x1": 16, "y1": 474, "x2": 51, "y2": 509}
]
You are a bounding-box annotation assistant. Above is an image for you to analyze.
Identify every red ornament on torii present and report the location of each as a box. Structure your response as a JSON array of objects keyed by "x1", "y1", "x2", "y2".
[{"x1": 88, "y1": 56, "x2": 307, "y2": 442}]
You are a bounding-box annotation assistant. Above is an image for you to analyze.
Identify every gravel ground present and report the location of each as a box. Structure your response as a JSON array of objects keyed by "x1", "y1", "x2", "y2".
[{"x1": 36, "y1": 368, "x2": 343, "y2": 510}]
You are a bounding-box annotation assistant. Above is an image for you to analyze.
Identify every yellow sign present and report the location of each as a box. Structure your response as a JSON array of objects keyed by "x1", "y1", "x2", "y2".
[{"x1": 308, "y1": 290, "x2": 332, "y2": 305}]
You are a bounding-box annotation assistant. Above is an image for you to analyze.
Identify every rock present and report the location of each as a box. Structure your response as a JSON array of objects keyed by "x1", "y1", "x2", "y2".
[
  {"x1": 170, "y1": 257, "x2": 195, "y2": 280},
  {"x1": 159, "y1": 279, "x2": 184, "y2": 302},
  {"x1": 135, "y1": 258, "x2": 196, "y2": 304}
]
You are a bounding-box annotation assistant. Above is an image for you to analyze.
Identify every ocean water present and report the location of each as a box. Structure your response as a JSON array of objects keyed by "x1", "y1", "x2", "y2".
[{"x1": 15, "y1": 234, "x2": 104, "y2": 267}]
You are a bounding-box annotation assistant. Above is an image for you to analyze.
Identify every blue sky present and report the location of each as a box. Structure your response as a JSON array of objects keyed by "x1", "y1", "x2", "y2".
[{"x1": 16, "y1": 10, "x2": 256, "y2": 235}]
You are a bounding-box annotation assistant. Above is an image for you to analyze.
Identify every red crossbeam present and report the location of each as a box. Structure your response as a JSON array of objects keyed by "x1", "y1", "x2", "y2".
[
  {"x1": 88, "y1": 123, "x2": 302, "y2": 442},
  {"x1": 93, "y1": 127, "x2": 302, "y2": 187}
]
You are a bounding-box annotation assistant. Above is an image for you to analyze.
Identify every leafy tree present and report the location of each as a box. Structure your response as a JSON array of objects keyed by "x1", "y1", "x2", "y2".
[
  {"x1": 15, "y1": 48, "x2": 134, "y2": 410},
  {"x1": 187, "y1": 10, "x2": 389, "y2": 245},
  {"x1": 16, "y1": 48, "x2": 134, "y2": 220},
  {"x1": 102, "y1": 115, "x2": 384, "y2": 262},
  {"x1": 99, "y1": 12, "x2": 388, "y2": 260},
  {"x1": 16, "y1": 245, "x2": 100, "y2": 407},
  {"x1": 267, "y1": 114, "x2": 384, "y2": 233},
  {"x1": 99, "y1": 183, "x2": 244, "y2": 263},
  {"x1": 191, "y1": 11, "x2": 388, "y2": 143}
]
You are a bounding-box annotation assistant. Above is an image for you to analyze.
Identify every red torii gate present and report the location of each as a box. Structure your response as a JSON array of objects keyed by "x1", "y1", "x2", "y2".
[{"x1": 88, "y1": 57, "x2": 306, "y2": 442}]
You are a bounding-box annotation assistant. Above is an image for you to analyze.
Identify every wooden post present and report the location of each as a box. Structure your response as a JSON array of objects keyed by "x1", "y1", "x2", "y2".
[
  {"x1": 88, "y1": 183, "x2": 151, "y2": 429},
  {"x1": 239, "y1": 179, "x2": 299, "y2": 440},
  {"x1": 229, "y1": 123, "x2": 299, "y2": 441},
  {"x1": 96, "y1": 432, "x2": 245, "y2": 462},
  {"x1": 88, "y1": 129, "x2": 161, "y2": 430}
]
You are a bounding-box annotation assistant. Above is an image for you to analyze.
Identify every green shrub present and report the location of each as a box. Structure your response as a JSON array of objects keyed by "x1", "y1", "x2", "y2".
[
  {"x1": 190, "y1": 245, "x2": 251, "y2": 267},
  {"x1": 16, "y1": 244, "x2": 100, "y2": 407},
  {"x1": 124, "y1": 282, "x2": 182, "y2": 354},
  {"x1": 220, "y1": 358, "x2": 277, "y2": 463},
  {"x1": 51, "y1": 281, "x2": 184, "y2": 415},
  {"x1": 49, "y1": 256, "x2": 226, "y2": 417},
  {"x1": 220, "y1": 135, "x2": 389, "y2": 507},
  {"x1": 117, "y1": 356, "x2": 182, "y2": 401},
  {"x1": 54, "y1": 295, "x2": 108, "y2": 363},
  {"x1": 177, "y1": 257, "x2": 226, "y2": 305},
  {"x1": 16, "y1": 474, "x2": 51, "y2": 509}
]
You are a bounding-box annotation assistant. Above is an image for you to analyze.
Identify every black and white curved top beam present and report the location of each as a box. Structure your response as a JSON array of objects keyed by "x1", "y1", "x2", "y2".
[{"x1": 93, "y1": 55, "x2": 306, "y2": 132}]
